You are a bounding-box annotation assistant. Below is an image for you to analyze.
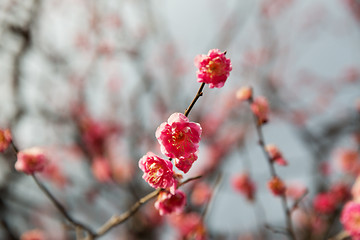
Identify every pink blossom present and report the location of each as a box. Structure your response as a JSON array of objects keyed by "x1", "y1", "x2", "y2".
[
  {"x1": 154, "y1": 189, "x2": 186, "y2": 215},
  {"x1": 267, "y1": 176, "x2": 286, "y2": 196},
  {"x1": 0, "y1": 128, "x2": 12, "y2": 152},
  {"x1": 313, "y1": 192, "x2": 337, "y2": 215},
  {"x1": 191, "y1": 182, "x2": 212, "y2": 206},
  {"x1": 265, "y1": 144, "x2": 288, "y2": 166},
  {"x1": 170, "y1": 212, "x2": 207, "y2": 240},
  {"x1": 174, "y1": 153, "x2": 198, "y2": 173},
  {"x1": 20, "y1": 229, "x2": 45, "y2": 240},
  {"x1": 251, "y1": 96, "x2": 269, "y2": 125},
  {"x1": 335, "y1": 148, "x2": 360, "y2": 175},
  {"x1": 330, "y1": 182, "x2": 351, "y2": 205},
  {"x1": 286, "y1": 182, "x2": 307, "y2": 201},
  {"x1": 92, "y1": 157, "x2": 112, "y2": 183},
  {"x1": 156, "y1": 112, "x2": 201, "y2": 163},
  {"x1": 138, "y1": 152, "x2": 175, "y2": 191},
  {"x1": 15, "y1": 147, "x2": 48, "y2": 175},
  {"x1": 236, "y1": 86, "x2": 253, "y2": 102},
  {"x1": 232, "y1": 173, "x2": 256, "y2": 202},
  {"x1": 194, "y1": 49, "x2": 232, "y2": 88},
  {"x1": 341, "y1": 201, "x2": 360, "y2": 239},
  {"x1": 42, "y1": 162, "x2": 68, "y2": 188}
]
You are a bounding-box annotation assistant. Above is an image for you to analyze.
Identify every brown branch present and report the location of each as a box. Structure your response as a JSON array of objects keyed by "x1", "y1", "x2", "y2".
[
  {"x1": 93, "y1": 175, "x2": 202, "y2": 238},
  {"x1": 247, "y1": 96, "x2": 297, "y2": 240},
  {"x1": 184, "y1": 83, "x2": 206, "y2": 117},
  {"x1": 31, "y1": 174, "x2": 95, "y2": 238},
  {"x1": 290, "y1": 189, "x2": 309, "y2": 212}
]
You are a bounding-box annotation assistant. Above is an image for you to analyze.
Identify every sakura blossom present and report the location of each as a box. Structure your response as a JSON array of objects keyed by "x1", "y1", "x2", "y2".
[
  {"x1": 156, "y1": 112, "x2": 201, "y2": 165},
  {"x1": 236, "y1": 86, "x2": 253, "y2": 102},
  {"x1": 138, "y1": 152, "x2": 176, "y2": 191},
  {"x1": 265, "y1": 144, "x2": 288, "y2": 166},
  {"x1": 341, "y1": 201, "x2": 360, "y2": 239},
  {"x1": 174, "y1": 153, "x2": 198, "y2": 174},
  {"x1": 15, "y1": 147, "x2": 49, "y2": 175},
  {"x1": 191, "y1": 182, "x2": 212, "y2": 206},
  {"x1": 170, "y1": 212, "x2": 207, "y2": 240},
  {"x1": 0, "y1": 128, "x2": 12, "y2": 152},
  {"x1": 267, "y1": 176, "x2": 286, "y2": 196},
  {"x1": 92, "y1": 157, "x2": 112, "y2": 183},
  {"x1": 154, "y1": 189, "x2": 186, "y2": 216},
  {"x1": 250, "y1": 96, "x2": 269, "y2": 125},
  {"x1": 194, "y1": 49, "x2": 232, "y2": 88},
  {"x1": 231, "y1": 173, "x2": 256, "y2": 202},
  {"x1": 313, "y1": 192, "x2": 337, "y2": 215}
]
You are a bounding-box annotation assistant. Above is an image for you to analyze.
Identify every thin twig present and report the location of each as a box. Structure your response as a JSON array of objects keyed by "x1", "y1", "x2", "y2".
[
  {"x1": 184, "y1": 83, "x2": 206, "y2": 117},
  {"x1": 247, "y1": 96, "x2": 297, "y2": 240},
  {"x1": 290, "y1": 189, "x2": 309, "y2": 212},
  {"x1": 31, "y1": 174, "x2": 95, "y2": 238},
  {"x1": 202, "y1": 173, "x2": 222, "y2": 220},
  {"x1": 93, "y1": 175, "x2": 202, "y2": 238}
]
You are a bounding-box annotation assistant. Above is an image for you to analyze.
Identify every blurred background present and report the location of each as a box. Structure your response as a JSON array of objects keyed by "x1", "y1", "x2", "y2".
[{"x1": 0, "y1": 0, "x2": 359, "y2": 239}]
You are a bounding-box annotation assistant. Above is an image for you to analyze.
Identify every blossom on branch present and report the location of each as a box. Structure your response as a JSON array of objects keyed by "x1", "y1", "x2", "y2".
[
  {"x1": 313, "y1": 192, "x2": 336, "y2": 215},
  {"x1": 251, "y1": 96, "x2": 269, "y2": 125},
  {"x1": 231, "y1": 173, "x2": 256, "y2": 202},
  {"x1": 194, "y1": 49, "x2": 232, "y2": 88},
  {"x1": 138, "y1": 152, "x2": 176, "y2": 192},
  {"x1": 341, "y1": 201, "x2": 360, "y2": 239},
  {"x1": 170, "y1": 212, "x2": 207, "y2": 240},
  {"x1": 15, "y1": 147, "x2": 48, "y2": 175},
  {"x1": 0, "y1": 128, "x2": 12, "y2": 152},
  {"x1": 174, "y1": 153, "x2": 198, "y2": 174},
  {"x1": 154, "y1": 189, "x2": 186, "y2": 215},
  {"x1": 266, "y1": 144, "x2": 288, "y2": 166},
  {"x1": 156, "y1": 113, "x2": 201, "y2": 172},
  {"x1": 267, "y1": 176, "x2": 286, "y2": 196},
  {"x1": 236, "y1": 86, "x2": 253, "y2": 102}
]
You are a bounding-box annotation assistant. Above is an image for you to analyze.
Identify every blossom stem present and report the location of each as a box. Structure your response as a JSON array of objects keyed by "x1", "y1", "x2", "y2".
[
  {"x1": 31, "y1": 174, "x2": 95, "y2": 239},
  {"x1": 93, "y1": 175, "x2": 202, "y2": 238},
  {"x1": 184, "y1": 83, "x2": 206, "y2": 117},
  {"x1": 247, "y1": 97, "x2": 297, "y2": 240}
]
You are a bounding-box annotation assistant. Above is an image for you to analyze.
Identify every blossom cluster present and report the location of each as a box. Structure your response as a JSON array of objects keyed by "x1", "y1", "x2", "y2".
[
  {"x1": 138, "y1": 49, "x2": 231, "y2": 217},
  {"x1": 138, "y1": 112, "x2": 201, "y2": 215}
]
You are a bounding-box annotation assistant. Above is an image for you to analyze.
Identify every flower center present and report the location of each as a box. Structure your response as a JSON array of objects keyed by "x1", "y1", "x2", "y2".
[
  {"x1": 172, "y1": 131, "x2": 185, "y2": 142},
  {"x1": 207, "y1": 58, "x2": 225, "y2": 76}
]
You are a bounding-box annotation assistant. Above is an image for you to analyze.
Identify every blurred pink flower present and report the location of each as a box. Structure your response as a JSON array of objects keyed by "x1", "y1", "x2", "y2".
[
  {"x1": 330, "y1": 182, "x2": 351, "y2": 205},
  {"x1": 191, "y1": 182, "x2": 212, "y2": 206},
  {"x1": 92, "y1": 157, "x2": 112, "y2": 183},
  {"x1": 194, "y1": 49, "x2": 232, "y2": 88},
  {"x1": 341, "y1": 201, "x2": 360, "y2": 239},
  {"x1": 138, "y1": 152, "x2": 175, "y2": 191},
  {"x1": 0, "y1": 128, "x2": 12, "y2": 152},
  {"x1": 286, "y1": 182, "x2": 307, "y2": 201},
  {"x1": 335, "y1": 148, "x2": 360, "y2": 175},
  {"x1": 154, "y1": 189, "x2": 186, "y2": 216},
  {"x1": 15, "y1": 147, "x2": 48, "y2": 175},
  {"x1": 20, "y1": 229, "x2": 45, "y2": 240},
  {"x1": 236, "y1": 86, "x2": 253, "y2": 102},
  {"x1": 232, "y1": 173, "x2": 256, "y2": 202},
  {"x1": 42, "y1": 162, "x2": 68, "y2": 188},
  {"x1": 313, "y1": 192, "x2": 336, "y2": 215},
  {"x1": 156, "y1": 113, "x2": 201, "y2": 170},
  {"x1": 170, "y1": 212, "x2": 207, "y2": 240},
  {"x1": 251, "y1": 96, "x2": 269, "y2": 125},
  {"x1": 265, "y1": 144, "x2": 288, "y2": 166},
  {"x1": 267, "y1": 176, "x2": 286, "y2": 196}
]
